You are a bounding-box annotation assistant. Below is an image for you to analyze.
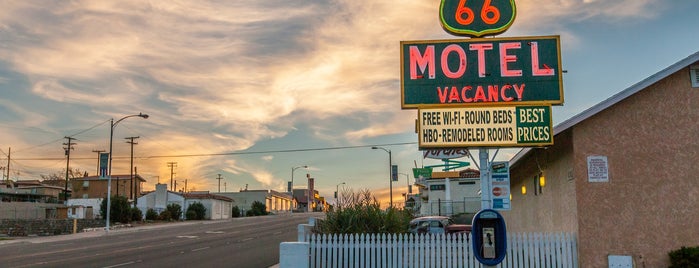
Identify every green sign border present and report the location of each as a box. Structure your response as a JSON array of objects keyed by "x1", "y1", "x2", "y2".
[{"x1": 401, "y1": 36, "x2": 564, "y2": 109}]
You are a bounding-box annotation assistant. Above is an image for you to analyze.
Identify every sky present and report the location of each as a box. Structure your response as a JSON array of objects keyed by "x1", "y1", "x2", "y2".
[{"x1": 1, "y1": 0, "x2": 698, "y2": 206}]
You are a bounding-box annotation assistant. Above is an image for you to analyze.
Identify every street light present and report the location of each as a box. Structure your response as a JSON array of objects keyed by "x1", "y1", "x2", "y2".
[
  {"x1": 289, "y1": 165, "x2": 307, "y2": 213},
  {"x1": 336, "y1": 182, "x2": 345, "y2": 209},
  {"x1": 106, "y1": 113, "x2": 148, "y2": 233},
  {"x1": 371, "y1": 146, "x2": 393, "y2": 208}
]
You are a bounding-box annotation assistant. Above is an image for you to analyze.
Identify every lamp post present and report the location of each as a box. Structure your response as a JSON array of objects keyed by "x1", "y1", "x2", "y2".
[
  {"x1": 289, "y1": 165, "x2": 307, "y2": 213},
  {"x1": 106, "y1": 113, "x2": 148, "y2": 233},
  {"x1": 336, "y1": 182, "x2": 345, "y2": 209},
  {"x1": 289, "y1": 165, "x2": 308, "y2": 193},
  {"x1": 371, "y1": 146, "x2": 393, "y2": 208}
]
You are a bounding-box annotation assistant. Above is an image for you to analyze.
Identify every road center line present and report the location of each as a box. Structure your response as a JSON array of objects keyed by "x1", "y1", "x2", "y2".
[{"x1": 192, "y1": 246, "x2": 210, "y2": 252}]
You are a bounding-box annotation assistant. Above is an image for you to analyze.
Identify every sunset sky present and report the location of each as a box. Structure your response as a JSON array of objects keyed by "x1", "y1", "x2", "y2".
[{"x1": 1, "y1": 0, "x2": 698, "y2": 205}]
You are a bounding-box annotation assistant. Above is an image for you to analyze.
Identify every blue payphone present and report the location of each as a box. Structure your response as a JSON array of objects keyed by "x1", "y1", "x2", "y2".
[{"x1": 472, "y1": 209, "x2": 507, "y2": 266}]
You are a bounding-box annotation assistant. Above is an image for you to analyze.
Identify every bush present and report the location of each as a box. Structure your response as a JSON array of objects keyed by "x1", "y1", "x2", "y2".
[
  {"x1": 145, "y1": 208, "x2": 159, "y2": 220},
  {"x1": 159, "y1": 210, "x2": 172, "y2": 221},
  {"x1": 232, "y1": 206, "x2": 241, "y2": 218},
  {"x1": 315, "y1": 189, "x2": 413, "y2": 234},
  {"x1": 100, "y1": 195, "x2": 131, "y2": 223},
  {"x1": 167, "y1": 203, "x2": 183, "y2": 220},
  {"x1": 130, "y1": 207, "x2": 143, "y2": 222},
  {"x1": 669, "y1": 246, "x2": 699, "y2": 268},
  {"x1": 186, "y1": 202, "x2": 206, "y2": 220},
  {"x1": 186, "y1": 210, "x2": 197, "y2": 220},
  {"x1": 246, "y1": 201, "x2": 268, "y2": 216}
]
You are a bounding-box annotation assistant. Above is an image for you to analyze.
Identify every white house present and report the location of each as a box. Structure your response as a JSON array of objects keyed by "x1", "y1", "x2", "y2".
[
  {"x1": 137, "y1": 183, "x2": 185, "y2": 219},
  {"x1": 217, "y1": 189, "x2": 294, "y2": 215},
  {"x1": 66, "y1": 198, "x2": 103, "y2": 219},
  {"x1": 416, "y1": 169, "x2": 482, "y2": 217},
  {"x1": 183, "y1": 192, "x2": 233, "y2": 220}
]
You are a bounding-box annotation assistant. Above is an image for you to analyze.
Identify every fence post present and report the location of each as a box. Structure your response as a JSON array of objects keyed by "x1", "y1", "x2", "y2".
[{"x1": 280, "y1": 242, "x2": 309, "y2": 268}]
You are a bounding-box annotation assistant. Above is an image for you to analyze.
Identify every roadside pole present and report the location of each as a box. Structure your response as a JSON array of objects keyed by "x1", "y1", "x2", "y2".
[{"x1": 479, "y1": 149, "x2": 491, "y2": 210}]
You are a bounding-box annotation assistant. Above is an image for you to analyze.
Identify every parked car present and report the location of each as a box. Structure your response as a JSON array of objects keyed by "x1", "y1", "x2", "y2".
[{"x1": 408, "y1": 216, "x2": 471, "y2": 234}]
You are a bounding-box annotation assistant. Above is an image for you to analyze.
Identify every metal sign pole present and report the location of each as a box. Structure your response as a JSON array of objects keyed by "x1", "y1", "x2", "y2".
[{"x1": 479, "y1": 148, "x2": 491, "y2": 210}]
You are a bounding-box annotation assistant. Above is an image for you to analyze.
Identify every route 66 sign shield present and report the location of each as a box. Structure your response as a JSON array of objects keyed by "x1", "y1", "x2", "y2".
[{"x1": 440, "y1": 0, "x2": 516, "y2": 37}]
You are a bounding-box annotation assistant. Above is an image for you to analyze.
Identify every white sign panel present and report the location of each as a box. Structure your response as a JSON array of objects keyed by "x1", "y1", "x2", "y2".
[
  {"x1": 491, "y1": 161, "x2": 511, "y2": 211},
  {"x1": 417, "y1": 105, "x2": 552, "y2": 148},
  {"x1": 587, "y1": 155, "x2": 609, "y2": 182}
]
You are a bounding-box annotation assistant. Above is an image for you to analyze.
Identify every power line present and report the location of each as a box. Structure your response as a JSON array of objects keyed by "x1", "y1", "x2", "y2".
[{"x1": 7, "y1": 142, "x2": 418, "y2": 161}]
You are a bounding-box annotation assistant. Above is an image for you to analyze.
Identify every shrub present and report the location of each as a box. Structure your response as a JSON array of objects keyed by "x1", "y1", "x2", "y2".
[
  {"x1": 145, "y1": 208, "x2": 159, "y2": 220},
  {"x1": 315, "y1": 188, "x2": 413, "y2": 234},
  {"x1": 100, "y1": 195, "x2": 131, "y2": 223},
  {"x1": 232, "y1": 206, "x2": 241, "y2": 218},
  {"x1": 159, "y1": 210, "x2": 172, "y2": 221},
  {"x1": 186, "y1": 202, "x2": 206, "y2": 220},
  {"x1": 669, "y1": 246, "x2": 699, "y2": 268},
  {"x1": 167, "y1": 203, "x2": 183, "y2": 220},
  {"x1": 130, "y1": 207, "x2": 143, "y2": 222},
  {"x1": 186, "y1": 210, "x2": 197, "y2": 220},
  {"x1": 247, "y1": 201, "x2": 268, "y2": 216}
]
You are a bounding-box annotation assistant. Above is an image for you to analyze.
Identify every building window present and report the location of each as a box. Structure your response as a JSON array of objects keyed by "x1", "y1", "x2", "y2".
[{"x1": 430, "y1": 184, "x2": 446, "y2": 191}]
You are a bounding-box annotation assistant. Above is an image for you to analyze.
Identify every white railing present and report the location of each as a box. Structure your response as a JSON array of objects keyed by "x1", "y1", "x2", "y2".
[{"x1": 281, "y1": 231, "x2": 577, "y2": 268}]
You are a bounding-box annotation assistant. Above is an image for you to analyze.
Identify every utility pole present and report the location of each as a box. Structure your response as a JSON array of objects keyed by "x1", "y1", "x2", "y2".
[
  {"x1": 125, "y1": 136, "x2": 139, "y2": 201},
  {"x1": 216, "y1": 174, "x2": 223, "y2": 192},
  {"x1": 63, "y1": 137, "x2": 76, "y2": 202},
  {"x1": 6, "y1": 147, "x2": 10, "y2": 183},
  {"x1": 167, "y1": 162, "x2": 177, "y2": 191},
  {"x1": 92, "y1": 149, "x2": 105, "y2": 176}
]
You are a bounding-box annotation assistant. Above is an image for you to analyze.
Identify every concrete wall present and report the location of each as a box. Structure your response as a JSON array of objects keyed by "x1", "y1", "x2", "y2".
[
  {"x1": 504, "y1": 130, "x2": 579, "y2": 233},
  {"x1": 572, "y1": 67, "x2": 699, "y2": 267},
  {"x1": 0, "y1": 219, "x2": 104, "y2": 236},
  {"x1": 0, "y1": 202, "x2": 66, "y2": 219},
  {"x1": 506, "y1": 65, "x2": 699, "y2": 267}
]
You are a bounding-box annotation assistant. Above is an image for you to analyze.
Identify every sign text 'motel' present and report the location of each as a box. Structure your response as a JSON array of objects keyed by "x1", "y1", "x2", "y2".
[
  {"x1": 401, "y1": 36, "x2": 563, "y2": 109},
  {"x1": 418, "y1": 105, "x2": 552, "y2": 148}
]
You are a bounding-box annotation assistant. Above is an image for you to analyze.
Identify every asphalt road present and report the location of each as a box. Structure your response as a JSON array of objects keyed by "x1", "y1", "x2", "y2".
[{"x1": 0, "y1": 213, "x2": 321, "y2": 268}]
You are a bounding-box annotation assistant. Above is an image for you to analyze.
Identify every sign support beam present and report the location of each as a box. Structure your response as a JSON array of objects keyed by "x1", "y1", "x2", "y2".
[{"x1": 479, "y1": 148, "x2": 491, "y2": 210}]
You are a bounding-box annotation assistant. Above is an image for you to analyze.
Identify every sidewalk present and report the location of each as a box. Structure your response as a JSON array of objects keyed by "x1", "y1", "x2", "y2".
[{"x1": 0, "y1": 220, "x2": 200, "y2": 245}]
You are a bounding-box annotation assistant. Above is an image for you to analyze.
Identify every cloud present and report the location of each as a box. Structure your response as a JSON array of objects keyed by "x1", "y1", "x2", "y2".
[{"x1": 0, "y1": 0, "x2": 673, "y2": 193}]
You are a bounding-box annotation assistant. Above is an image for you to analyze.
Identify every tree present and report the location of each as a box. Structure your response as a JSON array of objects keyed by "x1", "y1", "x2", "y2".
[
  {"x1": 166, "y1": 203, "x2": 182, "y2": 220},
  {"x1": 231, "y1": 206, "x2": 241, "y2": 218},
  {"x1": 186, "y1": 202, "x2": 206, "y2": 220},
  {"x1": 246, "y1": 201, "x2": 268, "y2": 216},
  {"x1": 100, "y1": 195, "x2": 131, "y2": 223}
]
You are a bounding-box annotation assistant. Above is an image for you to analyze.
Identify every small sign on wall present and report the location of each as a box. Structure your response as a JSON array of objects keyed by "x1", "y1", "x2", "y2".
[{"x1": 587, "y1": 155, "x2": 609, "y2": 182}]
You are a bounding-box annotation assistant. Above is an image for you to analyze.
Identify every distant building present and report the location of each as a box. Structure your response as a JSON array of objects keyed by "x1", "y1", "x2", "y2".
[
  {"x1": 217, "y1": 189, "x2": 294, "y2": 215},
  {"x1": 183, "y1": 191, "x2": 233, "y2": 220},
  {"x1": 292, "y1": 189, "x2": 321, "y2": 212},
  {"x1": 415, "y1": 169, "x2": 482, "y2": 217},
  {"x1": 71, "y1": 175, "x2": 146, "y2": 200},
  {"x1": 1, "y1": 180, "x2": 64, "y2": 203},
  {"x1": 137, "y1": 183, "x2": 185, "y2": 219},
  {"x1": 138, "y1": 184, "x2": 233, "y2": 220}
]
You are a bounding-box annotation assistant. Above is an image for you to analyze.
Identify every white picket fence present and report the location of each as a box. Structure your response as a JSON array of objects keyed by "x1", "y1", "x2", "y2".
[{"x1": 306, "y1": 232, "x2": 577, "y2": 268}]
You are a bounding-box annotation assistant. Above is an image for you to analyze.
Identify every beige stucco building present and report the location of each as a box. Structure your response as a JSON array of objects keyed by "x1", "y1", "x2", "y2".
[{"x1": 504, "y1": 51, "x2": 699, "y2": 267}]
